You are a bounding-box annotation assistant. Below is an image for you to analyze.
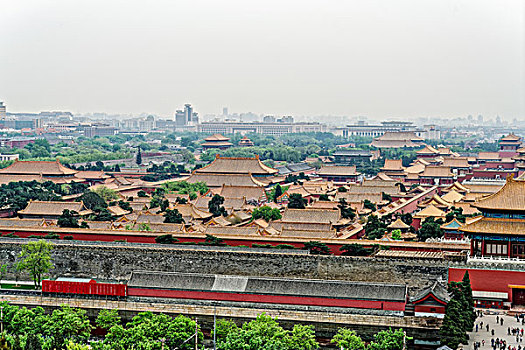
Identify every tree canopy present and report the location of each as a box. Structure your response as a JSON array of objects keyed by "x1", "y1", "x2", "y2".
[
  {"x1": 287, "y1": 193, "x2": 306, "y2": 209},
  {"x1": 251, "y1": 206, "x2": 282, "y2": 222},
  {"x1": 18, "y1": 240, "x2": 54, "y2": 288},
  {"x1": 209, "y1": 194, "x2": 227, "y2": 217}
]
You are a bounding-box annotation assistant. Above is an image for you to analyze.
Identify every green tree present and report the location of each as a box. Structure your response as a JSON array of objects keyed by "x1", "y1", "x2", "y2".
[
  {"x1": 303, "y1": 241, "x2": 331, "y2": 255},
  {"x1": 287, "y1": 193, "x2": 306, "y2": 209},
  {"x1": 209, "y1": 194, "x2": 227, "y2": 217},
  {"x1": 440, "y1": 298, "x2": 468, "y2": 349},
  {"x1": 79, "y1": 191, "x2": 107, "y2": 211},
  {"x1": 66, "y1": 342, "x2": 91, "y2": 350},
  {"x1": 155, "y1": 234, "x2": 179, "y2": 244},
  {"x1": 391, "y1": 229, "x2": 402, "y2": 240},
  {"x1": 363, "y1": 199, "x2": 376, "y2": 211},
  {"x1": 137, "y1": 190, "x2": 148, "y2": 197},
  {"x1": 43, "y1": 305, "x2": 92, "y2": 350},
  {"x1": 103, "y1": 312, "x2": 202, "y2": 350},
  {"x1": 92, "y1": 208, "x2": 114, "y2": 222},
  {"x1": 118, "y1": 200, "x2": 131, "y2": 212},
  {"x1": 364, "y1": 215, "x2": 386, "y2": 240},
  {"x1": 290, "y1": 324, "x2": 319, "y2": 350},
  {"x1": 93, "y1": 186, "x2": 119, "y2": 203},
  {"x1": 18, "y1": 240, "x2": 53, "y2": 288},
  {"x1": 219, "y1": 313, "x2": 290, "y2": 350},
  {"x1": 0, "y1": 264, "x2": 7, "y2": 286},
  {"x1": 136, "y1": 146, "x2": 142, "y2": 165},
  {"x1": 340, "y1": 244, "x2": 374, "y2": 256},
  {"x1": 213, "y1": 319, "x2": 238, "y2": 343},
  {"x1": 251, "y1": 206, "x2": 282, "y2": 222},
  {"x1": 0, "y1": 334, "x2": 9, "y2": 350},
  {"x1": 57, "y1": 209, "x2": 80, "y2": 228},
  {"x1": 337, "y1": 198, "x2": 356, "y2": 220},
  {"x1": 273, "y1": 184, "x2": 283, "y2": 202},
  {"x1": 462, "y1": 271, "x2": 476, "y2": 327},
  {"x1": 367, "y1": 328, "x2": 407, "y2": 350},
  {"x1": 164, "y1": 209, "x2": 184, "y2": 223},
  {"x1": 96, "y1": 309, "x2": 121, "y2": 330},
  {"x1": 202, "y1": 234, "x2": 225, "y2": 246},
  {"x1": 331, "y1": 328, "x2": 365, "y2": 350},
  {"x1": 417, "y1": 217, "x2": 444, "y2": 241}
]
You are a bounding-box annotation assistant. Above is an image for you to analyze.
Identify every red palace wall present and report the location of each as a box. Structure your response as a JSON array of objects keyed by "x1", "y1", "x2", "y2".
[
  {"x1": 449, "y1": 268, "x2": 525, "y2": 302},
  {"x1": 127, "y1": 288, "x2": 406, "y2": 311},
  {"x1": 415, "y1": 305, "x2": 445, "y2": 314}
]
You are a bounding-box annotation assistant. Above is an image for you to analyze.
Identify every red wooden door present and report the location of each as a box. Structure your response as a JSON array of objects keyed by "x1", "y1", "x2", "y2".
[{"x1": 513, "y1": 289, "x2": 525, "y2": 305}]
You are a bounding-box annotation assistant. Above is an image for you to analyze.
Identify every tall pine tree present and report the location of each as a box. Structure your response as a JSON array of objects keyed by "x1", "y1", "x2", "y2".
[
  {"x1": 136, "y1": 147, "x2": 142, "y2": 165},
  {"x1": 273, "y1": 184, "x2": 283, "y2": 202},
  {"x1": 462, "y1": 271, "x2": 476, "y2": 329},
  {"x1": 440, "y1": 298, "x2": 469, "y2": 349}
]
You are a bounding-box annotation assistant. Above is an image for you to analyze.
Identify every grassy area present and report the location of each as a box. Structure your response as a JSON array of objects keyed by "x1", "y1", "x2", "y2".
[{"x1": 0, "y1": 283, "x2": 37, "y2": 290}]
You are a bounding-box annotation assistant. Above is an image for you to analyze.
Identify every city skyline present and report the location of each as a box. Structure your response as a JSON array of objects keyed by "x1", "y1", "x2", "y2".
[{"x1": 0, "y1": 0, "x2": 524, "y2": 119}]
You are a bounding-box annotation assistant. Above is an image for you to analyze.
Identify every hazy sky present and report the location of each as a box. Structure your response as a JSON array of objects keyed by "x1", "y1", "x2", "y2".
[{"x1": 0, "y1": 0, "x2": 524, "y2": 119}]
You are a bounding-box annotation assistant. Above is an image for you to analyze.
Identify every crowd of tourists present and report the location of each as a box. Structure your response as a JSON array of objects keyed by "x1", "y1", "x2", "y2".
[{"x1": 472, "y1": 313, "x2": 525, "y2": 350}]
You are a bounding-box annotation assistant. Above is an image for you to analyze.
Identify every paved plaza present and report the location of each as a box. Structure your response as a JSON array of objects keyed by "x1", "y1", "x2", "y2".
[{"x1": 462, "y1": 310, "x2": 525, "y2": 350}]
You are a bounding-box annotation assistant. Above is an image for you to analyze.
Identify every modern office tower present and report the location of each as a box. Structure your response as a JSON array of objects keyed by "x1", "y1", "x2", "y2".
[
  {"x1": 175, "y1": 110, "x2": 186, "y2": 126},
  {"x1": 0, "y1": 102, "x2": 6, "y2": 119},
  {"x1": 184, "y1": 104, "x2": 193, "y2": 123}
]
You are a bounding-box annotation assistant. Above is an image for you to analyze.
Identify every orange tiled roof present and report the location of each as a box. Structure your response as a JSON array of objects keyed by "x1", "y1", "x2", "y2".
[
  {"x1": 477, "y1": 152, "x2": 500, "y2": 160},
  {"x1": 461, "y1": 217, "x2": 525, "y2": 236},
  {"x1": 219, "y1": 185, "x2": 266, "y2": 201},
  {"x1": 441, "y1": 190, "x2": 464, "y2": 203},
  {"x1": 195, "y1": 155, "x2": 277, "y2": 175},
  {"x1": 417, "y1": 145, "x2": 439, "y2": 155},
  {"x1": 170, "y1": 203, "x2": 213, "y2": 221},
  {"x1": 187, "y1": 173, "x2": 266, "y2": 188},
  {"x1": 0, "y1": 174, "x2": 44, "y2": 185},
  {"x1": 387, "y1": 218, "x2": 410, "y2": 229},
  {"x1": 75, "y1": 171, "x2": 110, "y2": 180},
  {"x1": 414, "y1": 204, "x2": 446, "y2": 218},
  {"x1": 201, "y1": 141, "x2": 233, "y2": 147},
  {"x1": 317, "y1": 165, "x2": 360, "y2": 176},
  {"x1": 442, "y1": 157, "x2": 470, "y2": 168},
  {"x1": 280, "y1": 208, "x2": 341, "y2": 224},
  {"x1": 382, "y1": 159, "x2": 404, "y2": 171},
  {"x1": 204, "y1": 134, "x2": 230, "y2": 141},
  {"x1": 18, "y1": 200, "x2": 91, "y2": 216},
  {"x1": 500, "y1": 133, "x2": 521, "y2": 141},
  {"x1": 404, "y1": 163, "x2": 425, "y2": 174},
  {"x1": 474, "y1": 176, "x2": 525, "y2": 211},
  {"x1": 420, "y1": 166, "x2": 454, "y2": 178},
  {"x1": 0, "y1": 160, "x2": 77, "y2": 176}
]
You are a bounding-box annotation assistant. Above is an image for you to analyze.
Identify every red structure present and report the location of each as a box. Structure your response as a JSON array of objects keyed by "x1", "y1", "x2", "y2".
[
  {"x1": 409, "y1": 281, "x2": 449, "y2": 318},
  {"x1": 42, "y1": 278, "x2": 127, "y2": 297},
  {"x1": 449, "y1": 268, "x2": 525, "y2": 309},
  {"x1": 127, "y1": 271, "x2": 408, "y2": 312}
]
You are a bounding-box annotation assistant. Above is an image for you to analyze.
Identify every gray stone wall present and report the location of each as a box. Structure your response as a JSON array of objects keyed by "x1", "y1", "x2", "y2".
[{"x1": 0, "y1": 240, "x2": 449, "y2": 290}]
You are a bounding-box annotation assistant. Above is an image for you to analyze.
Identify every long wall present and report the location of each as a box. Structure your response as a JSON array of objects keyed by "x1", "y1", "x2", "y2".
[{"x1": 0, "y1": 240, "x2": 448, "y2": 290}]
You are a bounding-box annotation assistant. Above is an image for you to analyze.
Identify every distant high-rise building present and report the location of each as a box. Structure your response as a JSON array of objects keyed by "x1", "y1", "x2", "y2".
[
  {"x1": 263, "y1": 115, "x2": 276, "y2": 123},
  {"x1": 223, "y1": 107, "x2": 228, "y2": 116},
  {"x1": 477, "y1": 114, "x2": 483, "y2": 124},
  {"x1": 184, "y1": 104, "x2": 193, "y2": 123},
  {"x1": 175, "y1": 110, "x2": 186, "y2": 126},
  {"x1": 191, "y1": 112, "x2": 199, "y2": 124},
  {"x1": 0, "y1": 102, "x2": 6, "y2": 119},
  {"x1": 279, "y1": 116, "x2": 294, "y2": 123},
  {"x1": 174, "y1": 104, "x2": 198, "y2": 127}
]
